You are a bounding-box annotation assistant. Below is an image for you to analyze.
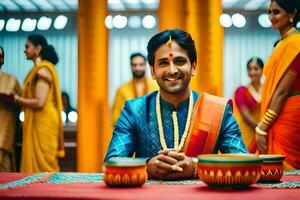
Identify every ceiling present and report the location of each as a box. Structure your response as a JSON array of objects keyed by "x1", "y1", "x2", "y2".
[
  {"x1": 0, "y1": 0, "x2": 77, "y2": 12},
  {"x1": 0, "y1": 0, "x2": 269, "y2": 12},
  {"x1": 222, "y1": 0, "x2": 269, "y2": 10}
]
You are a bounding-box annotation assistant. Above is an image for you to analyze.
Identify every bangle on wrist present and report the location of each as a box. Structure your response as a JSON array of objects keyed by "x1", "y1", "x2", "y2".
[
  {"x1": 264, "y1": 115, "x2": 274, "y2": 123},
  {"x1": 265, "y1": 112, "x2": 275, "y2": 121},
  {"x1": 267, "y1": 109, "x2": 278, "y2": 117},
  {"x1": 255, "y1": 126, "x2": 268, "y2": 136},
  {"x1": 262, "y1": 118, "x2": 271, "y2": 126}
]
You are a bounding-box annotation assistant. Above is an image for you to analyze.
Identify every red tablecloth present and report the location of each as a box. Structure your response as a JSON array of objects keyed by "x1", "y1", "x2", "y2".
[{"x1": 0, "y1": 173, "x2": 300, "y2": 200}]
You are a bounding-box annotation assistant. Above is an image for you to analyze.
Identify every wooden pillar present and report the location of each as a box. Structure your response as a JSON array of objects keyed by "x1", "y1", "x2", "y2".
[{"x1": 77, "y1": 0, "x2": 111, "y2": 172}]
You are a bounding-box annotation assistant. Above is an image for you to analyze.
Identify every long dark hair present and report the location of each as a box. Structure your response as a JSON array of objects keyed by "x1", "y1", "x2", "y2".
[
  {"x1": 147, "y1": 29, "x2": 197, "y2": 66},
  {"x1": 272, "y1": 0, "x2": 300, "y2": 27},
  {"x1": 27, "y1": 34, "x2": 59, "y2": 65}
]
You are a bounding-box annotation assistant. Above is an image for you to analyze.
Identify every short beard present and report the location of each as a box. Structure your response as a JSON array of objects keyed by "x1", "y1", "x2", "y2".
[{"x1": 132, "y1": 71, "x2": 145, "y2": 79}]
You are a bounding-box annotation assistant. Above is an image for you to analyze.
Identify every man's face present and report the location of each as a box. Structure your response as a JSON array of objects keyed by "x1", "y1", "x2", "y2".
[
  {"x1": 150, "y1": 41, "x2": 195, "y2": 95},
  {"x1": 0, "y1": 48, "x2": 4, "y2": 67},
  {"x1": 131, "y1": 56, "x2": 146, "y2": 79}
]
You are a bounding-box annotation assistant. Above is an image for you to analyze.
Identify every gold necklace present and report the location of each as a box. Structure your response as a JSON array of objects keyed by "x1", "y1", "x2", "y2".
[
  {"x1": 156, "y1": 91, "x2": 193, "y2": 151},
  {"x1": 281, "y1": 27, "x2": 298, "y2": 40}
]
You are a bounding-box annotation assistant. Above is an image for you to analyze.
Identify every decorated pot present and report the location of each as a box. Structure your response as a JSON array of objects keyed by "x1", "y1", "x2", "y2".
[
  {"x1": 197, "y1": 154, "x2": 262, "y2": 188},
  {"x1": 258, "y1": 154, "x2": 285, "y2": 183},
  {"x1": 104, "y1": 157, "x2": 148, "y2": 187}
]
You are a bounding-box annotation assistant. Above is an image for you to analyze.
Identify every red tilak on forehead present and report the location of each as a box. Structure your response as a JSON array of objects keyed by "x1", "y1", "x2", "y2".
[{"x1": 168, "y1": 52, "x2": 173, "y2": 59}]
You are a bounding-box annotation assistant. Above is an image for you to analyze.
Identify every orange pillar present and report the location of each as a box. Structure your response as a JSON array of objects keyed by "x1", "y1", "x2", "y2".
[
  {"x1": 158, "y1": 0, "x2": 187, "y2": 31},
  {"x1": 209, "y1": 0, "x2": 224, "y2": 96},
  {"x1": 186, "y1": 0, "x2": 223, "y2": 95},
  {"x1": 77, "y1": 0, "x2": 111, "y2": 172},
  {"x1": 186, "y1": 0, "x2": 206, "y2": 93}
]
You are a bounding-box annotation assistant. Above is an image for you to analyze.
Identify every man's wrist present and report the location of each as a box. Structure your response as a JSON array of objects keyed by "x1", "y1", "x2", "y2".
[{"x1": 192, "y1": 157, "x2": 198, "y2": 178}]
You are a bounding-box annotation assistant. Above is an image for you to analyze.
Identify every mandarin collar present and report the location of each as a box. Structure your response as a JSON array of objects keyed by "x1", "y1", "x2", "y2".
[{"x1": 159, "y1": 96, "x2": 190, "y2": 112}]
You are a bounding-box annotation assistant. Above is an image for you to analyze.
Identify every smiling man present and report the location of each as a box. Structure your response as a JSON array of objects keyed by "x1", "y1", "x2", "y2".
[{"x1": 105, "y1": 29, "x2": 247, "y2": 180}]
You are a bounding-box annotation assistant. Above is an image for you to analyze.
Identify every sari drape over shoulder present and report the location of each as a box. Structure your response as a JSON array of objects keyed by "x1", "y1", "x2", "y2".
[
  {"x1": 184, "y1": 93, "x2": 230, "y2": 156},
  {"x1": 261, "y1": 34, "x2": 300, "y2": 170},
  {"x1": 20, "y1": 60, "x2": 64, "y2": 172},
  {"x1": 233, "y1": 86, "x2": 260, "y2": 153}
]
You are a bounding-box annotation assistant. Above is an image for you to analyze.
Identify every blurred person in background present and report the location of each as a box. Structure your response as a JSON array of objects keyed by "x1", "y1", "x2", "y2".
[
  {"x1": 13, "y1": 34, "x2": 64, "y2": 172},
  {"x1": 233, "y1": 57, "x2": 264, "y2": 153},
  {"x1": 0, "y1": 46, "x2": 21, "y2": 171},
  {"x1": 112, "y1": 52, "x2": 158, "y2": 125},
  {"x1": 62, "y1": 91, "x2": 76, "y2": 123}
]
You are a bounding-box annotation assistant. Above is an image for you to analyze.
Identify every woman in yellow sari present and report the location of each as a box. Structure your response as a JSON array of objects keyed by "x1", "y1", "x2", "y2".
[
  {"x1": 13, "y1": 34, "x2": 64, "y2": 172},
  {"x1": 233, "y1": 57, "x2": 263, "y2": 153},
  {"x1": 255, "y1": 0, "x2": 300, "y2": 170}
]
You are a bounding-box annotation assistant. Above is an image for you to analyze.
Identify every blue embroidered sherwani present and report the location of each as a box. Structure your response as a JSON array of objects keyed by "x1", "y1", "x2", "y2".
[{"x1": 105, "y1": 91, "x2": 247, "y2": 160}]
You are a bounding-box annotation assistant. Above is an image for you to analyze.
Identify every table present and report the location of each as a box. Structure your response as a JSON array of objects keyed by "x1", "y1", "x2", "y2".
[{"x1": 1, "y1": 171, "x2": 300, "y2": 200}]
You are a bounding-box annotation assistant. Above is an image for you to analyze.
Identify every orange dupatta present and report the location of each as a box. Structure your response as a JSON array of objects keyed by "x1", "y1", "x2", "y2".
[
  {"x1": 261, "y1": 34, "x2": 300, "y2": 117},
  {"x1": 183, "y1": 93, "x2": 229, "y2": 156}
]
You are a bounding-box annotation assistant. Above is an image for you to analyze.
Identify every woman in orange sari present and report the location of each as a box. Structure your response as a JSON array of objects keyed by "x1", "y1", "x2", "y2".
[
  {"x1": 256, "y1": 0, "x2": 300, "y2": 170},
  {"x1": 13, "y1": 34, "x2": 64, "y2": 172},
  {"x1": 234, "y1": 57, "x2": 263, "y2": 153}
]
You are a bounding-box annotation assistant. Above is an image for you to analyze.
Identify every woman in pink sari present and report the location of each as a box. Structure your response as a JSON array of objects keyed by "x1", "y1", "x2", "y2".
[{"x1": 233, "y1": 57, "x2": 264, "y2": 153}]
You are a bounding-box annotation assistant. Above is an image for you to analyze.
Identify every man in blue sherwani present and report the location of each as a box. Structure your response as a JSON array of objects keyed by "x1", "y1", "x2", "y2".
[{"x1": 105, "y1": 29, "x2": 247, "y2": 180}]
